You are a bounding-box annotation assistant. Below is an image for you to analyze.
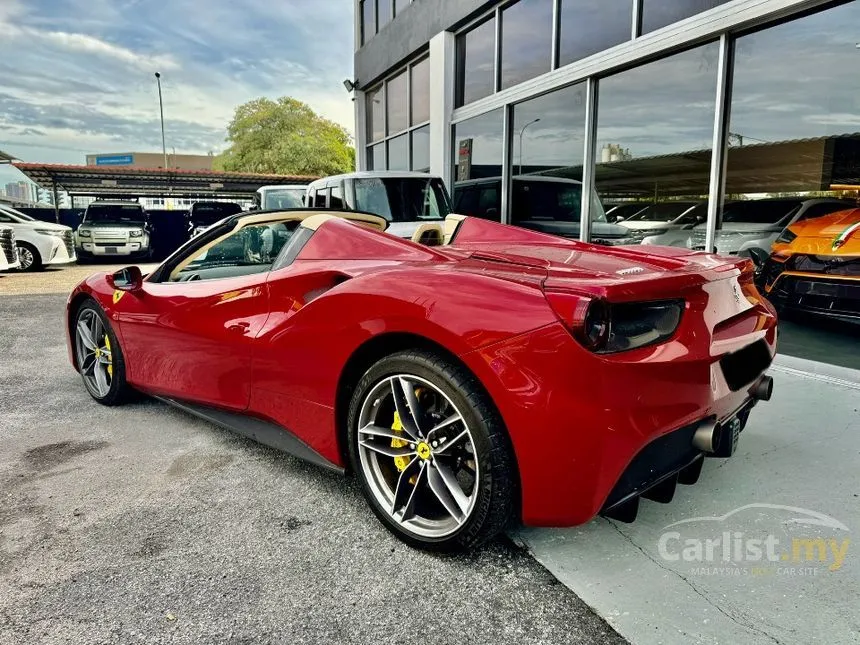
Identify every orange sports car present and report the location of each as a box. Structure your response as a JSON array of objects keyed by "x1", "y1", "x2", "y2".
[{"x1": 761, "y1": 208, "x2": 860, "y2": 324}]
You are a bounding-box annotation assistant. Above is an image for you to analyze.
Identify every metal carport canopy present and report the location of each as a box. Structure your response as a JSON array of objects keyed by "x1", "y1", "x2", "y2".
[{"x1": 12, "y1": 162, "x2": 316, "y2": 198}]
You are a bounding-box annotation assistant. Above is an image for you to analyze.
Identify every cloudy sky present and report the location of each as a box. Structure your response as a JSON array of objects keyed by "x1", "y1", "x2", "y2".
[{"x1": 0, "y1": 0, "x2": 354, "y2": 185}]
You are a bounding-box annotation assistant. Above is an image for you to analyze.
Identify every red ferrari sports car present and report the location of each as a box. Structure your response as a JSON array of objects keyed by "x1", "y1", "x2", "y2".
[{"x1": 67, "y1": 209, "x2": 777, "y2": 550}]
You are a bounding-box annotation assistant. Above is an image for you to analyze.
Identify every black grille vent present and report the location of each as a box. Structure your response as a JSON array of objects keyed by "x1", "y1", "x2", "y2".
[
  {"x1": 63, "y1": 230, "x2": 74, "y2": 255},
  {"x1": 0, "y1": 228, "x2": 16, "y2": 264}
]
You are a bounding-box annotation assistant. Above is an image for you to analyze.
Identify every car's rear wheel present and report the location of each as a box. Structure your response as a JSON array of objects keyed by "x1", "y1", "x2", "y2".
[
  {"x1": 347, "y1": 350, "x2": 516, "y2": 551},
  {"x1": 74, "y1": 301, "x2": 132, "y2": 405},
  {"x1": 15, "y1": 242, "x2": 42, "y2": 271}
]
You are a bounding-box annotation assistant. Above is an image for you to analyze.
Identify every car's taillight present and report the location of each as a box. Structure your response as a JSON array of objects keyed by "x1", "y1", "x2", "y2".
[{"x1": 545, "y1": 291, "x2": 683, "y2": 353}]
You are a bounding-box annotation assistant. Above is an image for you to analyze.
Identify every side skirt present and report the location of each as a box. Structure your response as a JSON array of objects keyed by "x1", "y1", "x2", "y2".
[{"x1": 153, "y1": 396, "x2": 345, "y2": 475}]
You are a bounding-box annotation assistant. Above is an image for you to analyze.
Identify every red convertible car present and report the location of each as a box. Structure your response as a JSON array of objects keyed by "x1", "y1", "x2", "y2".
[{"x1": 67, "y1": 209, "x2": 777, "y2": 550}]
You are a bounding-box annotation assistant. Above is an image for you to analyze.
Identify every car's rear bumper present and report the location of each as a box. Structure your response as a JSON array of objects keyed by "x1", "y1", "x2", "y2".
[
  {"x1": 766, "y1": 272, "x2": 860, "y2": 325},
  {"x1": 464, "y1": 297, "x2": 778, "y2": 527}
]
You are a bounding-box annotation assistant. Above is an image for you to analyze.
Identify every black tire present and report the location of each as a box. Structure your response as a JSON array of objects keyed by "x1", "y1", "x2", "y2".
[
  {"x1": 73, "y1": 300, "x2": 134, "y2": 406},
  {"x1": 347, "y1": 349, "x2": 517, "y2": 551},
  {"x1": 16, "y1": 242, "x2": 42, "y2": 272}
]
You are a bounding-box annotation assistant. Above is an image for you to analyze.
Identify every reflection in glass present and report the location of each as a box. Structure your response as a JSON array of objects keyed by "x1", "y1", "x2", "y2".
[
  {"x1": 456, "y1": 17, "x2": 496, "y2": 107},
  {"x1": 719, "y1": 3, "x2": 860, "y2": 256},
  {"x1": 410, "y1": 57, "x2": 430, "y2": 126},
  {"x1": 559, "y1": 0, "x2": 631, "y2": 67},
  {"x1": 361, "y1": 0, "x2": 375, "y2": 45},
  {"x1": 411, "y1": 126, "x2": 430, "y2": 172},
  {"x1": 388, "y1": 134, "x2": 409, "y2": 171},
  {"x1": 452, "y1": 110, "x2": 504, "y2": 220},
  {"x1": 369, "y1": 143, "x2": 385, "y2": 171},
  {"x1": 595, "y1": 43, "x2": 719, "y2": 243},
  {"x1": 387, "y1": 70, "x2": 408, "y2": 135},
  {"x1": 508, "y1": 83, "x2": 594, "y2": 237},
  {"x1": 641, "y1": 0, "x2": 730, "y2": 34},
  {"x1": 367, "y1": 86, "x2": 384, "y2": 142},
  {"x1": 500, "y1": 0, "x2": 553, "y2": 90},
  {"x1": 377, "y1": 0, "x2": 391, "y2": 31}
]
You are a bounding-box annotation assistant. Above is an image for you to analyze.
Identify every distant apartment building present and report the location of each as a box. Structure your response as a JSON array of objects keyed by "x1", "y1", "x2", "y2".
[
  {"x1": 85, "y1": 152, "x2": 215, "y2": 171},
  {"x1": 3, "y1": 181, "x2": 33, "y2": 202}
]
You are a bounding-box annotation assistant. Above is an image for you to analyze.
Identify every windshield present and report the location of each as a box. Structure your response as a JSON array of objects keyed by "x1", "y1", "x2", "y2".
[
  {"x1": 511, "y1": 180, "x2": 607, "y2": 224},
  {"x1": 625, "y1": 202, "x2": 697, "y2": 222},
  {"x1": 354, "y1": 178, "x2": 451, "y2": 222},
  {"x1": 84, "y1": 204, "x2": 146, "y2": 224},
  {"x1": 190, "y1": 203, "x2": 242, "y2": 225},
  {"x1": 262, "y1": 189, "x2": 305, "y2": 210},
  {"x1": 721, "y1": 200, "x2": 799, "y2": 224},
  {"x1": 0, "y1": 206, "x2": 36, "y2": 222}
]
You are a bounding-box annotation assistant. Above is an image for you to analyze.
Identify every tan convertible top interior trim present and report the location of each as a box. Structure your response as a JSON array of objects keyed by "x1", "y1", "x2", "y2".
[
  {"x1": 168, "y1": 209, "x2": 388, "y2": 280},
  {"x1": 411, "y1": 222, "x2": 445, "y2": 246},
  {"x1": 443, "y1": 214, "x2": 466, "y2": 245}
]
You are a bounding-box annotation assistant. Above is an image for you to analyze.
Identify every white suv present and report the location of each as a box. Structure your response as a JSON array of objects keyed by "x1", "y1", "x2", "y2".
[
  {"x1": 0, "y1": 224, "x2": 20, "y2": 271},
  {"x1": 0, "y1": 204, "x2": 76, "y2": 271},
  {"x1": 76, "y1": 201, "x2": 152, "y2": 260}
]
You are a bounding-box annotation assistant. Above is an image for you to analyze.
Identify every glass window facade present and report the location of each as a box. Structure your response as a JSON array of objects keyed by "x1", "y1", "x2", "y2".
[
  {"x1": 456, "y1": 17, "x2": 496, "y2": 107},
  {"x1": 410, "y1": 57, "x2": 430, "y2": 126},
  {"x1": 386, "y1": 70, "x2": 408, "y2": 135},
  {"x1": 411, "y1": 125, "x2": 430, "y2": 173},
  {"x1": 500, "y1": 0, "x2": 553, "y2": 90},
  {"x1": 452, "y1": 109, "x2": 505, "y2": 220},
  {"x1": 387, "y1": 133, "x2": 409, "y2": 170},
  {"x1": 364, "y1": 56, "x2": 433, "y2": 171},
  {"x1": 511, "y1": 83, "x2": 588, "y2": 235},
  {"x1": 641, "y1": 0, "x2": 731, "y2": 34},
  {"x1": 594, "y1": 42, "x2": 720, "y2": 242},
  {"x1": 361, "y1": 0, "x2": 375, "y2": 45},
  {"x1": 559, "y1": 0, "x2": 631, "y2": 66},
  {"x1": 366, "y1": 86, "x2": 384, "y2": 143},
  {"x1": 377, "y1": 0, "x2": 391, "y2": 31}
]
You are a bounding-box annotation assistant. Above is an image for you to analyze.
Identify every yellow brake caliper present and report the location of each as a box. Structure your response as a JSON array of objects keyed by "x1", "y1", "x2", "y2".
[
  {"x1": 104, "y1": 335, "x2": 113, "y2": 378},
  {"x1": 390, "y1": 411, "x2": 410, "y2": 472}
]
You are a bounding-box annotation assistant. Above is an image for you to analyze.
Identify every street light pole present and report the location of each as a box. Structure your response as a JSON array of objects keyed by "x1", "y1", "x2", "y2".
[
  {"x1": 154, "y1": 72, "x2": 167, "y2": 169},
  {"x1": 518, "y1": 118, "x2": 541, "y2": 175}
]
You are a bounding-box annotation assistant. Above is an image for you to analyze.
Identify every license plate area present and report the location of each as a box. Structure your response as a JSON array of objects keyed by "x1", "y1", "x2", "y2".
[
  {"x1": 720, "y1": 339, "x2": 771, "y2": 391},
  {"x1": 105, "y1": 246, "x2": 118, "y2": 254}
]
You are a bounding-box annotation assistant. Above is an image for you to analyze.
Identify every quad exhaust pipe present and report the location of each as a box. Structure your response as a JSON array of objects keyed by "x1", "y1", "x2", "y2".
[{"x1": 692, "y1": 420, "x2": 720, "y2": 453}]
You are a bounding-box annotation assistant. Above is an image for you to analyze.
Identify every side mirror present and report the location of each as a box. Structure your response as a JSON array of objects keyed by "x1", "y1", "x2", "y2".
[{"x1": 107, "y1": 266, "x2": 143, "y2": 292}]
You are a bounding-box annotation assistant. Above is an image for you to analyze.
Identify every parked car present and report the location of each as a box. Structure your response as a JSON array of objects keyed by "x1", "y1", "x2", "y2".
[
  {"x1": 454, "y1": 176, "x2": 639, "y2": 245},
  {"x1": 0, "y1": 224, "x2": 20, "y2": 271},
  {"x1": 187, "y1": 201, "x2": 243, "y2": 238},
  {"x1": 75, "y1": 200, "x2": 152, "y2": 261},
  {"x1": 646, "y1": 198, "x2": 853, "y2": 254},
  {"x1": 66, "y1": 209, "x2": 776, "y2": 550},
  {"x1": 615, "y1": 201, "x2": 705, "y2": 242},
  {"x1": 0, "y1": 203, "x2": 76, "y2": 271},
  {"x1": 257, "y1": 184, "x2": 308, "y2": 210},
  {"x1": 305, "y1": 171, "x2": 452, "y2": 238},
  {"x1": 760, "y1": 207, "x2": 860, "y2": 324}
]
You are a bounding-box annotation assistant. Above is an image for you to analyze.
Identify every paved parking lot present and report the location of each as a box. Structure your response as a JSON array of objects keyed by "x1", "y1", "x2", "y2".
[{"x1": 0, "y1": 293, "x2": 624, "y2": 645}]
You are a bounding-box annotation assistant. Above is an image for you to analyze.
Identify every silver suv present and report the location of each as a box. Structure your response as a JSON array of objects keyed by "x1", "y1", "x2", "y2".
[{"x1": 76, "y1": 201, "x2": 152, "y2": 260}]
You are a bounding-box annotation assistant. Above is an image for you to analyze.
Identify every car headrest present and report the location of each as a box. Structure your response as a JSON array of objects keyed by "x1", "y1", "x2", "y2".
[
  {"x1": 443, "y1": 214, "x2": 467, "y2": 244},
  {"x1": 411, "y1": 223, "x2": 444, "y2": 246}
]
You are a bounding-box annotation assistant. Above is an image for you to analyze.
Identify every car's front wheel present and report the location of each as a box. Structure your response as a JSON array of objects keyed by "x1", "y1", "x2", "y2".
[
  {"x1": 73, "y1": 301, "x2": 133, "y2": 405},
  {"x1": 347, "y1": 350, "x2": 516, "y2": 551},
  {"x1": 15, "y1": 242, "x2": 42, "y2": 271}
]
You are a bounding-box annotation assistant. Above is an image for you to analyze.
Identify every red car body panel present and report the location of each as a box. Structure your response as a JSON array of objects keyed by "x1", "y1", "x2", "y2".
[{"x1": 66, "y1": 215, "x2": 777, "y2": 526}]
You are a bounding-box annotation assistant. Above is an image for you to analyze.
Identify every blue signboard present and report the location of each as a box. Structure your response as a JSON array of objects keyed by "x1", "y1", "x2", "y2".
[{"x1": 95, "y1": 154, "x2": 134, "y2": 166}]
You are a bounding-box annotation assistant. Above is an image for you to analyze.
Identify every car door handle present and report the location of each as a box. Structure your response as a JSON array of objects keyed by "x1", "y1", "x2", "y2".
[{"x1": 227, "y1": 322, "x2": 251, "y2": 335}]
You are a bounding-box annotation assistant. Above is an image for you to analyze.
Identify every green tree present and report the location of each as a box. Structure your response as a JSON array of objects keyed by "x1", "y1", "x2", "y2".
[{"x1": 215, "y1": 97, "x2": 355, "y2": 176}]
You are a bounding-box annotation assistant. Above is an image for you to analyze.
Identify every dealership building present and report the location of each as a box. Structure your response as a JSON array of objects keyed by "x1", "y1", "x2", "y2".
[{"x1": 352, "y1": 0, "x2": 859, "y2": 239}]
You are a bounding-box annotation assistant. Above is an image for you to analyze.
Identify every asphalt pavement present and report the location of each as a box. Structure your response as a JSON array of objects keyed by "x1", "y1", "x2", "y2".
[{"x1": 0, "y1": 293, "x2": 625, "y2": 645}]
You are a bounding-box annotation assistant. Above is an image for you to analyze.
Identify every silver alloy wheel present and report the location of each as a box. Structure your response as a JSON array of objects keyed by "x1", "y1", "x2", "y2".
[
  {"x1": 75, "y1": 309, "x2": 113, "y2": 398},
  {"x1": 16, "y1": 244, "x2": 33, "y2": 270},
  {"x1": 357, "y1": 373, "x2": 480, "y2": 539}
]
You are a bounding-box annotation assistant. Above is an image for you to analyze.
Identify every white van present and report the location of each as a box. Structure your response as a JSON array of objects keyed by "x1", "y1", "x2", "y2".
[
  {"x1": 304, "y1": 172, "x2": 452, "y2": 238},
  {"x1": 257, "y1": 185, "x2": 309, "y2": 210}
]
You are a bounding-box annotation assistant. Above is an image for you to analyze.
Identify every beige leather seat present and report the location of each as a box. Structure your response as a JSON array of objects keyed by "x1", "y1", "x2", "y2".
[{"x1": 411, "y1": 222, "x2": 445, "y2": 246}]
